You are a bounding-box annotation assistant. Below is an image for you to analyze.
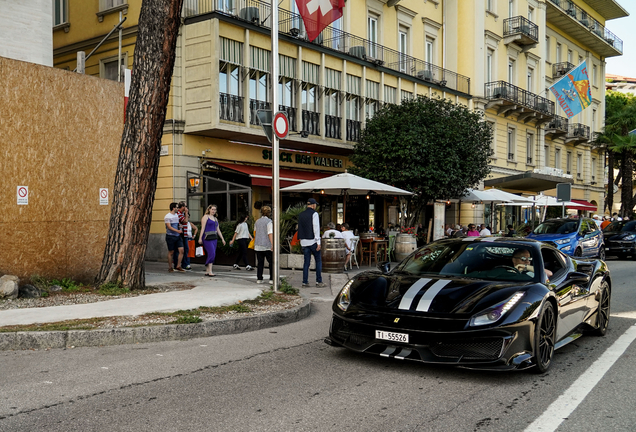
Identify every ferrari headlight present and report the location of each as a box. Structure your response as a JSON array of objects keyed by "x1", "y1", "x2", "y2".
[
  {"x1": 337, "y1": 279, "x2": 355, "y2": 311},
  {"x1": 554, "y1": 238, "x2": 570, "y2": 245},
  {"x1": 469, "y1": 292, "x2": 525, "y2": 327},
  {"x1": 623, "y1": 234, "x2": 636, "y2": 241}
]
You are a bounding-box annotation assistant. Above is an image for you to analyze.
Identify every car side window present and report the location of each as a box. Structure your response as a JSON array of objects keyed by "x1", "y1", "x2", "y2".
[{"x1": 541, "y1": 247, "x2": 567, "y2": 280}]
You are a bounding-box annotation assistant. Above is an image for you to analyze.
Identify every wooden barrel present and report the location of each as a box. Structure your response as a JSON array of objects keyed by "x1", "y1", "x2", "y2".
[
  {"x1": 321, "y1": 238, "x2": 347, "y2": 273},
  {"x1": 359, "y1": 233, "x2": 377, "y2": 241},
  {"x1": 395, "y1": 234, "x2": 417, "y2": 262}
]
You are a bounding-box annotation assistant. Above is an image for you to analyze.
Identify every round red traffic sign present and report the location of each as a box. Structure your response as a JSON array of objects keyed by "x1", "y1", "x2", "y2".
[
  {"x1": 100, "y1": 189, "x2": 108, "y2": 198},
  {"x1": 18, "y1": 187, "x2": 27, "y2": 198},
  {"x1": 273, "y1": 111, "x2": 289, "y2": 139}
]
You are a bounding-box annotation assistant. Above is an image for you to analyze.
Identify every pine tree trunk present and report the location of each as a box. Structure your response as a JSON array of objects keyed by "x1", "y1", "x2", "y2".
[{"x1": 96, "y1": 0, "x2": 184, "y2": 289}]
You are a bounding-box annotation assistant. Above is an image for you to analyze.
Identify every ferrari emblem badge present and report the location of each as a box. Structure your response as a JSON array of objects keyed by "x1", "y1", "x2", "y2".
[{"x1": 394, "y1": 318, "x2": 400, "y2": 323}]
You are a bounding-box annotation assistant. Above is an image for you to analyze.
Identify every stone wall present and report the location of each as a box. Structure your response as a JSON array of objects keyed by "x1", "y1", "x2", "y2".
[{"x1": 0, "y1": 57, "x2": 123, "y2": 282}]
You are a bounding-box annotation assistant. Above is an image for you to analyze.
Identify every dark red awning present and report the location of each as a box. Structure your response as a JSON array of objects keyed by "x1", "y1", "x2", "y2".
[
  {"x1": 567, "y1": 199, "x2": 597, "y2": 212},
  {"x1": 212, "y1": 162, "x2": 331, "y2": 188}
]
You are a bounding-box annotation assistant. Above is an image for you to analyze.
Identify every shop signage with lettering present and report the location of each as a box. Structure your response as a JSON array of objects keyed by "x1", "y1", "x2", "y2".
[{"x1": 262, "y1": 150, "x2": 343, "y2": 168}]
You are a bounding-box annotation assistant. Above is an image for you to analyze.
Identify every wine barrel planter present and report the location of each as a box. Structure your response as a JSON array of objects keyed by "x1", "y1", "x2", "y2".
[
  {"x1": 395, "y1": 234, "x2": 417, "y2": 262},
  {"x1": 321, "y1": 238, "x2": 347, "y2": 273}
]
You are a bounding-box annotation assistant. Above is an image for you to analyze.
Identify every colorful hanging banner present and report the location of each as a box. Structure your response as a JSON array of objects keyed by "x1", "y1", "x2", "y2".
[{"x1": 549, "y1": 61, "x2": 592, "y2": 119}]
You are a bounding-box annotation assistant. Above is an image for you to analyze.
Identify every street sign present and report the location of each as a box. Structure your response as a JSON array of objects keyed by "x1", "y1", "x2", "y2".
[
  {"x1": 273, "y1": 111, "x2": 289, "y2": 139},
  {"x1": 100, "y1": 188, "x2": 109, "y2": 205},
  {"x1": 17, "y1": 186, "x2": 28, "y2": 205},
  {"x1": 256, "y1": 109, "x2": 273, "y2": 143},
  {"x1": 556, "y1": 183, "x2": 571, "y2": 202}
]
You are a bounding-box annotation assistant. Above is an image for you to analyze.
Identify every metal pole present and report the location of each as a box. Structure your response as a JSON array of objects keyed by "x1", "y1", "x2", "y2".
[
  {"x1": 117, "y1": 11, "x2": 123, "y2": 82},
  {"x1": 73, "y1": 17, "x2": 126, "y2": 72},
  {"x1": 271, "y1": 0, "x2": 280, "y2": 292}
]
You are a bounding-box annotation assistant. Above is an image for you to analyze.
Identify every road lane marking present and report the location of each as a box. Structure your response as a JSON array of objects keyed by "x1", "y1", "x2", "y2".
[{"x1": 525, "y1": 324, "x2": 636, "y2": 432}]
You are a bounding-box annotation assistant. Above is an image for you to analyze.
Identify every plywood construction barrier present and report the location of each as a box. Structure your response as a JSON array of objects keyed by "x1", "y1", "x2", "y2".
[{"x1": 0, "y1": 56, "x2": 123, "y2": 282}]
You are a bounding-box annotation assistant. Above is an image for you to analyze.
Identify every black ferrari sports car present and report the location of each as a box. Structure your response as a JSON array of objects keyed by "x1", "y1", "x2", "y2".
[{"x1": 326, "y1": 238, "x2": 611, "y2": 372}]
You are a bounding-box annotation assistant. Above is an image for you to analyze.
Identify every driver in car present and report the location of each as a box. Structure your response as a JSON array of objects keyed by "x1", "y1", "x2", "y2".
[{"x1": 512, "y1": 249, "x2": 553, "y2": 279}]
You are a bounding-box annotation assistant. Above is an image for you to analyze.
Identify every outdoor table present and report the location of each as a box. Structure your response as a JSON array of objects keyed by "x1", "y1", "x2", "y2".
[{"x1": 361, "y1": 238, "x2": 388, "y2": 265}]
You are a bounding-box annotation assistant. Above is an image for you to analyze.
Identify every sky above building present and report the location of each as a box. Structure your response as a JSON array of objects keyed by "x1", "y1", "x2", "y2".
[{"x1": 605, "y1": 2, "x2": 636, "y2": 76}]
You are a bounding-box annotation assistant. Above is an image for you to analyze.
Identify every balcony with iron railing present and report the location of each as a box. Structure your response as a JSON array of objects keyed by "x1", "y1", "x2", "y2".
[
  {"x1": 546, "y1": 0, "x2": 623, "y2": 57},
  {"x1": 301, "y1": 110, "x2": 320, "y2": 136},
  {"x1": 183, "y1": 0, "x2": 470, "y2": 94},
  {"x1": 325, "y1": 114, "x2": 342, "y2": 140},
  {"x1": 249, "y1": 99, "x2": 270, "y2": 125},
  {"x1": 545, "y1": 114, "x2": 569, "y2": 138},
  {"x1": 552, "y1": 62, "x2": 575, "y2": 79},
  {"x1": 566, "y1": 123, "x2": 590, "y2": 144},
  {"x1": 279, "y1": 105, "x2": 297, "y2": 132},
  {"x1": 346, "y1": 120, "x2": 361, "y2": 142},
  {"x1": 219, "y1": 93, "x2": 244, "y2": 123},
  {"x1": 485, "y1": 81, "x2": 555, "y2": 123},
  {"x1": 503, "y1": 16, "x2": 539, "y2": 47}
]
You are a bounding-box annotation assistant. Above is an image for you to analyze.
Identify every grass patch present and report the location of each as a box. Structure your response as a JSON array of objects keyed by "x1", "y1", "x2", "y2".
[
  {"x1": 50, "y1": 278, "x2": 91, "y2": 293},
  {"x1": 173, "y1": 315, "x2": 203, "y2": 324},
  {"x1": 98, "y1": 282, "x2": 130, "y2": 296},
  {"x1": 0, "y1": 317, "x2": 110, "y2": 333},
  {"x1": 279, "y1": 278, "x2": 299, "y2": 295},
  {"x1": 198, "y1": 304, "x2": 252, "y2": 314}
]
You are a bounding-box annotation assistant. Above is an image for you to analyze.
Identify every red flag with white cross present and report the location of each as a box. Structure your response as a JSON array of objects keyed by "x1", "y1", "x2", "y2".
[{"x1": 295, "y1": 0, "x2": 344, "y2": 42}]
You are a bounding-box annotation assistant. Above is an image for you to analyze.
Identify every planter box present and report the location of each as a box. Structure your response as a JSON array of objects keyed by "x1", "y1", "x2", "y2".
[{"x1": 281, "y1": 253, "x2": 315, "y2": 270}]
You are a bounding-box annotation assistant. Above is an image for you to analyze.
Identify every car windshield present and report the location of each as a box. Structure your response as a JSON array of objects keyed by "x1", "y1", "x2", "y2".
[
  {"x1": 394, "y1": 242, "x2": 539, "y2": 282},
  {"x1": 533, "y1": 220, "x2": 578, "y2": 234},
  {"x1": 604, "y1": 221, "x2": 636, "y2": 232}
]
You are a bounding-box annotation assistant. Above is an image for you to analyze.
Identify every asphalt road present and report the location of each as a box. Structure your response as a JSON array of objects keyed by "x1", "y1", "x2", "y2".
[{"x1": 1, "y1": 259, "x2": 635, "y2": 431}]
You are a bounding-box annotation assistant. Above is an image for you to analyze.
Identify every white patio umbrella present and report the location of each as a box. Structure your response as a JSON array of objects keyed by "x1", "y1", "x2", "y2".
[
  {"x1": 281, "y1": 171, "x2": 412, "y2": 221},
  {"x1": 481, "y1": 189, "x2": 534, "y2": 203}
]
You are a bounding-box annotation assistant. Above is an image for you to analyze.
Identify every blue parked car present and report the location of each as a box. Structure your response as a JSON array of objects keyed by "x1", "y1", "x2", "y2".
[{"x1": 526, "y1": 217, "x2": 605, "y2": 260}]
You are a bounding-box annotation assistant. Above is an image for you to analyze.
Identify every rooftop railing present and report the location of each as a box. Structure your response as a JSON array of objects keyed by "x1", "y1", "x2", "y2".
[
  {"x1": 183, "y1": 0, "x2": 470, "y2": 94},
  {"x1": 547, "y1": 0, "x2": 623, "y2": 54}
]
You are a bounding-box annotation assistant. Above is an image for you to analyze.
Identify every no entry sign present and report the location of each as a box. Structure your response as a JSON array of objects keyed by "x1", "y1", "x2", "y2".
[
  {"x1": 17, "y1": 186, "x2": 28, "y2": 205},
  {"x1": 273, "y1": 111, "x2": 289, "y2": 140}
]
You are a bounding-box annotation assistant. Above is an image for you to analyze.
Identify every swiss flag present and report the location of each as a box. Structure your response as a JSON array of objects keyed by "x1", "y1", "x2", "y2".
[{"x1": 295, "y1": 0, "x2": 344, "y2": 42}]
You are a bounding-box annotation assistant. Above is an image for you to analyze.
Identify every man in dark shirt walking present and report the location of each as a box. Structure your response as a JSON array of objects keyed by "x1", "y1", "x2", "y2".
[{"x1": 298, "y1": 198, "x2": 325, "y2": 287}]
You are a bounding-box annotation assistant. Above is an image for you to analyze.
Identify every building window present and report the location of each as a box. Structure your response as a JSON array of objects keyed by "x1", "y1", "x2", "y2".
[
  {"x1": 528, "y1": 6, "x2": 534, "y2": 21},
  {"x1": 366, "y1": 80, "x2": 380, "y2": 119},
  {"x1": 487, "y1": 0, "x2": 494, "y2": 12},
  {"x1": 425, "y1": 37, "x2": 435, "y2": 66},
  {"x1": 526, "y1": 132, "x2": 534, "y2": 164},
  {"x1": 591, "y1": 157, "x2": 596, "y2": 182},
  {"x1": 250, "y1": 71, "x2": 269, "y2": 102},
  {"x1": 509, "y1": 0, "x2": 514, "y2": 18},
  {"x1": 100, "y1": 0, "x2": 126, "y2": 11},
  {"x1": 544, "y1": 144, "x2": 550, "y2": 167},
  {"x1": 368, "y1": 14, "x2": 378, "y2": 58},
  {"x1": 567, "y1": 49, "x2": 572, "y2": 63},
  {"x1": 401, "y1": 90, "x2": 413, "y2": 101},
  {"x1": 486, "y1": 49, "x2": 494, "y2": 82},
  {"x1": 593, "y1": 64, "x2": 598, "y2": 86},
  {"x1": 278, "y1": 77, "x2": 294, "y2": 107},
  {"x1": 508, "y1": 59, "x2": 515, "y2": 84},
  {"x1": 399, "y1": 29, "x2": 408, "y2": 72},
  {"x1": 507, "y1": 128, "x2": 515, "y2": 161},
  {"x1": 566, "y1": 151, "x2": 572, "y2": 174},
  {"x1": 579, "y1": 55, "x2": 583, "y2": 65},
  {"x1": 577, "y1": 153, "x2": 582, "y2": 179},
  {"x1": 545, "y1": 36, "x2": 550, "y2": 60},
  {"x1": 219, "y1": 63, "x2": 241, "y2": 96},
  {"x1": 592, "y1": 108, "x2": 597, "y2": 133},
  {"x1": 556, "y1": 43, "x2": 561, "y2": 62},
  {"x1": 527, "y1": 68, "x2": 534, "y2": 92},
  {"x1": 555, "y1": 147, "x2": 561, "y2": 169},
  {"x1": 384, "y1": 85, "x2": 397, "y2": 105},
  {"x1": 53, "y1": 0, "x2": 68, "y2": 26},
  {"x1": 100, "y1": 55, "x2": 127, "y2": 81}
]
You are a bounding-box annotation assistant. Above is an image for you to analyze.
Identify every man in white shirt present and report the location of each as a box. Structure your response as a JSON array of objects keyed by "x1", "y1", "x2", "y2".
[
  {"x1": 164, "y1": 202, "x2": 185, "y2": 272},
  {"x1": 322, "y1": 222, "x2": 343, "y2": 239},
  {"x1": 479, "y1": 224, "x2": 491, "y2": 236},
  {"x1": 340, "y1": 223, "x2": 355, "y2": 270}
]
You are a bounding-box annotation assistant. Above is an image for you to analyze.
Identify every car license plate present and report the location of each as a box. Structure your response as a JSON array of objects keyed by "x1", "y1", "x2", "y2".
[{"x1": 375, "y1": 330, "x2": 409, "y2": 343}]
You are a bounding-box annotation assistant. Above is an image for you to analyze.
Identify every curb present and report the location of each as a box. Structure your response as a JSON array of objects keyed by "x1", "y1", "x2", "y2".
[{"x1": 0, "y1": 298, "x2": 311, "y2": 351}]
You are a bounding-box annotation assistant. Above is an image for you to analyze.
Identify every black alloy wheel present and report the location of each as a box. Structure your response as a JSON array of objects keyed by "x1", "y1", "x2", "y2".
[
  {"x1": 598, "y1": 246, "x2": 606, "y2": 261},
  {"x1": 533, "y1": 302, "x2": 556, "y2": 374},
  {"x1": 591, "y1": 281, "x2": 611, "y2": 336},
  {"x1": 574, "y1": 248, "x2": 583, "y2": 257}
]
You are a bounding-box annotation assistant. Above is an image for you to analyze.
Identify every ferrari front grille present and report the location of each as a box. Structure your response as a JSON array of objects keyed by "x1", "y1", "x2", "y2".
[{"x1": 430, "y1": 338, "x2": 504, "y2": 360}]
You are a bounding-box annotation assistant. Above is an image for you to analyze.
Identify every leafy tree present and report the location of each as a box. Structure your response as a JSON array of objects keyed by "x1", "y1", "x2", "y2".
[
  {"x1": 596, "y1": 91, "x2": 636, "y2": 217},
  {"x1": 350, "y1": 96, "x2": 493, "y2": 225},
  {"x1": 96, "y1": 0, "x2": 184, "y2": 288}
]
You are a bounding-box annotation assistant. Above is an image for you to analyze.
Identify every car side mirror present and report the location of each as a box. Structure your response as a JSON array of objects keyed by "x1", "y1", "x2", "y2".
[
  {"x1": 566, "y1": 271, "x2": 590, "y2": 285},
  {"x1": 377, "y1": 261, "x2": 391, "y2": 274}
]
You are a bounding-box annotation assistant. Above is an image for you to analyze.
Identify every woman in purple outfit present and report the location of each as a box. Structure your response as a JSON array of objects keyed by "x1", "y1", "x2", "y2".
[{"x1": 198, "y1": 204, "x2": 226, "y2": 276}]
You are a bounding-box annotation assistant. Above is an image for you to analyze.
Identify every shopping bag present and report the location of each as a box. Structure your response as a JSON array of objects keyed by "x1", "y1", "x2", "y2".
[
  {"x1": 188, "y1": 240, "x2": 195, "y2": 258},
  {"x1": 248, "y1": 230, "x2": 255, "y2": 249},
  {"x1": 195, "y1": 246, "x2": 205, "y2": 257}
]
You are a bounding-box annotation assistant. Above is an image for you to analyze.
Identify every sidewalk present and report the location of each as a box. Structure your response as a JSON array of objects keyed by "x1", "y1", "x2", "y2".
[{"x1": 0, "y1": 260, "x2": 377, "y2": 350}]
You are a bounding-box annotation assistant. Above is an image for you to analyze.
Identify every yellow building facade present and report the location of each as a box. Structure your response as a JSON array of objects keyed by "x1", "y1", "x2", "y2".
[{"x1": 53, "y1": 0, "x2": 625, "y2": 253}]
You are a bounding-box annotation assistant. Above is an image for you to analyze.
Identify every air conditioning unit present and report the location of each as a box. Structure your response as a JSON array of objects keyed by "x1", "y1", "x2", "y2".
[
  {"x1": 416, "y1": 70, "x2": 433, "y2": 81},
  {"x1": 492, "y1": 87, "x2": 508, "y2": 98},
  {"x1": 348, "y1": 46, "x2": 366, "y2": 60},
  {"x1": 239, "y1": 7, "x2": 260, "y2": 24}
]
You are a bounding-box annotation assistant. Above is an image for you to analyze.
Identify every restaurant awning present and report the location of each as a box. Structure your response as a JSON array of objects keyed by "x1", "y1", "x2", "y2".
[
  {"x1": 484, "y1": 172, "x2": 573, "y2": 192},
  {"x1": 568, "y1": 199, "x2": 597, "y2": 212},
  {"x1": 211, "y1": 162, "x2": 333, "y2": 188}
]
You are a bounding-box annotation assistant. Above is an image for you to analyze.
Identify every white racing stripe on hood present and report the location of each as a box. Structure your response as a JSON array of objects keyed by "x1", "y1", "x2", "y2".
[
  {"x1": 398, "y1": 278, "x2": 432, "y2": 310},
  {"x1": 415, "y1": 279, "x2": 452, "y2": 312}
]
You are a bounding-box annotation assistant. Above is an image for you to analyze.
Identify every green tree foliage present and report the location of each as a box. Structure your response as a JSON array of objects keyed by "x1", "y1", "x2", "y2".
[
  {"x1": 597, "y1": 91, "x2": 636, "y2": 216},
  {"x1": 350, "y1": 97, "x2": 493, "y2": 223}
]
